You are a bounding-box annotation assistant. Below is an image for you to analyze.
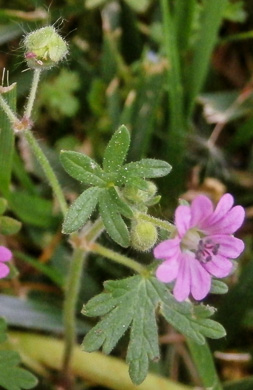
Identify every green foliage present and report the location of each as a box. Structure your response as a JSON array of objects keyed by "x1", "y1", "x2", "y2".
[
  {"x1": 0, "y1": 318, "x2": 37, "y2": 390},
  {"x1": 61, "y1": 125, "x2": 171, "y2": 245},
  {"x1": 38, "y1": 69, "x2": 80, "y2": 119},
  {"x1": 82, "y1": 275, "x2": 225, "y2": 385}
]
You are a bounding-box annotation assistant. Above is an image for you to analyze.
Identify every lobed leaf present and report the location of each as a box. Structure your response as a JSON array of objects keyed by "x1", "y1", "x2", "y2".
[
  {"x1": 60, "y1": 150, "x2": 106, "y2": 186},
  {"x1": 62, "y1": 187, "x2": 102, "y2": 234},
  {"x1": 99, "y1": 189, "x2": 130, "y2": 247},
  {"x1": 82, "y1": 275, "x2": 225, "y2": 385},
  {"x1": 0, "y1": 351, "x2": 38, "y2": 390},
  {"x1": 0, "y1": 318, "x2": 37, "y2": 390},
  {"x1": 103, "y1": 125, "x2": 130, "y2": 173}
]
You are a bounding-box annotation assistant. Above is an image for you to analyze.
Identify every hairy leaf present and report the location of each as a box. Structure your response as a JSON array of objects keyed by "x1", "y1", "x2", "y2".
[
  {"x1": 62, "y1": 187, "x2": 102, "y2": 234},
  {"x1": 0, "y1": 318, "x2": 37, "y2": 390},
  {"x1": 0, "y1": 351, "x2": 38, "y2": 390},
  {"x1": 103, "y1": 125, "x2": 130, "y2": 173},
  {"x1": 82, "y1": 275, "x2": 225, "y2": 385},
  {"x1": 118, "y1": 159, "x2": 172, "y2": 182},
  {"x1": 60, "y1": 151, "x2": 105, "y2": 186},
  {"x1": 99, "y1": 189, "x2": 130, "y2": 247}
]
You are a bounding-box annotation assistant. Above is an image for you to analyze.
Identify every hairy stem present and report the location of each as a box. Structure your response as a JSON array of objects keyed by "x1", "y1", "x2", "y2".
[
  {"x1": 61, "y1": 218, "x2": 105, "y2": 381},
  {"x1": 62, "y1": 247, "x2": 86, "y2": 375},
  {"x1": 90, "y1": 242, "x2": 146, "y2": 274},
  {"x1": 137, "y1": 212, "x2": 175, "y2": 233},
  {"x1": 23, "y1": 130, "x2": 68, "y2": 215},
  {"x1": 24, "y1": 69, "x2": 41, "y2": 119}
]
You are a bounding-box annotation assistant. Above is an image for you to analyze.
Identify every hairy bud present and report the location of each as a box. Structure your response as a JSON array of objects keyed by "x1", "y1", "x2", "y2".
[
  {"x1": 131, "y1": 221, "x2": 158, "y2": 252},
  {"x1": 24, "y1": 26, "x2": 68, "y2": 70}
]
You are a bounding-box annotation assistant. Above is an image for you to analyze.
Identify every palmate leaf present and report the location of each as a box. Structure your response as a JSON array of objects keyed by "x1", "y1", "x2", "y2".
[
  {"x1": 82, "y1": 275, "x2": 225, "y2": 385},
  {"x1": 0, "y1": 318, "x2": 37, "y2": 390}
]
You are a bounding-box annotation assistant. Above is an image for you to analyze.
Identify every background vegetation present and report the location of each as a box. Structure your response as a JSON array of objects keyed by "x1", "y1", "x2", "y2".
[{"x1": 0, "y1": 0, "x2": 253, "y2": 389}]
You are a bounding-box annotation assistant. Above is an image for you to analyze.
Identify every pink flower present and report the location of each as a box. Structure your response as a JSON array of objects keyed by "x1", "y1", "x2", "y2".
[
  {"x1": 153, "y1": 194, "x2": 245, "y2": 302},
  {"x1": 0, "y1": 246, "x2": 12, "y2": 278}
]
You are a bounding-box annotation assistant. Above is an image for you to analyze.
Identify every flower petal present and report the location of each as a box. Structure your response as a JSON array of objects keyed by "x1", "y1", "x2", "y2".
[
  {"x1": 190, "y1": 195, "x2": 214, "y2": 228},
  {"x1": 156, "y1": 258, "x2": 179, "y2": 283},
  {"x1": 190, "y1": 258, "x2": 211, "y2": 300},
  {"x1": 209, "y1": 193, "x2": 234, "y2": 224},
  {"x1": 173, "y1": 254, "x2": 191, "y2": 302},
  {"x1": 0, "y1": 246, "x2": 12, "y2": 262},
  {"x1": 203, "y1": 254, "x2": 233, "y2": 278},
  {"x1": 209, "y1": 235, "x2": 245, "y2": 258},
  {"x1": 205, "y1": 206, "x2": 245, "y2": 235},
  {"x1": 153, "y1": 237, "x2": 180, "y2": 260},
  {"x1": 175, "y1": 205, "x2": 191, "y2": 237},
  {"x1": 0, "y1": 263, "x2": 10, "y2": 278}
]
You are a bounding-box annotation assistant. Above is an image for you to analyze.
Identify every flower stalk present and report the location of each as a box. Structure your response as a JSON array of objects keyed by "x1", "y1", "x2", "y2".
[
  {"x1": 24, "y1": 69, "x2": 41, "y2": 119},
  {"x1": 89, "y1": 242, "x2": 146, "y2": 274}
]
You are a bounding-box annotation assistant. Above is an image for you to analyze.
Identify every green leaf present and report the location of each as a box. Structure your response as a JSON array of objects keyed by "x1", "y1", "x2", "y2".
[
  {"x1": 99, "y1": 189, "x2": 130, "y2": 247},
  {"x1": 60, "y1": 151, "x2": 106, "y2": 186},
  {"x1": 118, "y1": 159, "x2": 172, "y2": 183},
  {"x1": 103, "y1": 125, "x2": 130, "y2": 173},
  {"x1": 210, "y1": 279, "x2": 228, "y2": 295},
  {"x1": 9, "y1": 191, "x2": 55, "y2": 228},
  {"x1": 0, "y1": 318, "x2": 38, "y2": 390},
  {"x1": 0, "y1": 216, "x2": 21, "y2": 235},
  {"x1": 0, "y1": 351, "x2": 38, "y2": 390},
  {"x1": 108, "y1": 187, "x2": 133, "y2": 218},
  {"x1": 62, "y1": 187, "x2": 101, "y2": 234},
  {"x1": 82, "y1": 275, "x2": 225, "y2": 385}
]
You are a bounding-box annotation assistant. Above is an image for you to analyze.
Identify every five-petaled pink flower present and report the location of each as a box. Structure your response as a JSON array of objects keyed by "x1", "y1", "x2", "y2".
[
  {"x1": 153, "y1": 193, "x2": 245, "y2": 302},
  {"x1": 0, "y1": 246, "x2": 12, "y2": 278}
]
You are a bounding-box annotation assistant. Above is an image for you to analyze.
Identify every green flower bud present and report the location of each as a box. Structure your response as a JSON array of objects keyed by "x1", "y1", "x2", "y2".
[
  {"x1": 131, "y1": 221, "x2": 158, "y2": 252},
  {"x1": 24, "y1": 26, "x2": 68, "y2": 70},
  {"x1": 123, "y1": 181, "x2": 157, "y2": 204}
]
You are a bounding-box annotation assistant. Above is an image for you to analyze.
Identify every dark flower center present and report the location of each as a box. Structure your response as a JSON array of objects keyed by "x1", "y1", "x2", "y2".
[{"x1": 195, "y1": 239, "x2": 220, "y2": 263}]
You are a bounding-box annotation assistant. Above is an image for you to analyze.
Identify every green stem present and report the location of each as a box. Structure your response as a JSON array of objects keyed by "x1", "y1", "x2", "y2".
[
  {"x1": 23, "y1": 130, "x2": 68, "y2": 215},
  {"x1": 24, "y1": 69, "x2": 41, "y2": 119},
  {"x1": 90, "y1": 242, "x2": 146, "y2": 274},
  {"x1": 137, "y1": 212, "x2": 175, "y2": 233},
  {"x1": 62, "y1": 247, "x2": 86, "y2": 373},
  {"x1": 62, "y1": 219, "x2": 105, "y2": 377}
]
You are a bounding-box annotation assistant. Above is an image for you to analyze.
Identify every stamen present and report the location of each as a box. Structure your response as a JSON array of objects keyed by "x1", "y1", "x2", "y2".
[{"x1": 195, "y1": 239, "x2": 220, "y2": 263}]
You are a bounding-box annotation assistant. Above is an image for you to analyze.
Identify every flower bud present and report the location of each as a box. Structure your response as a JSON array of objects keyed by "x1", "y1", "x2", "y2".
[
  {"x1": 24, "y1": 26, "x2": 68, "y2": 70},
  {"x1": 131, "y1": 221, "x2": 158, "y2": 252},
  {"x1": 123, "y1": 181, "x2": 157, "y2": 204}
]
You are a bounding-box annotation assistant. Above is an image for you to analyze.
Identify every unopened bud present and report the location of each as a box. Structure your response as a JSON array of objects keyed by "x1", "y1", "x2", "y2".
[
  {"x1": 123, "y1": 181, "x2": 157, "y2": 204},
  {"x1": 131, "y1": 221, "x2": 158, "y2": 252},
  {"x1": 24, "y1": 26, "x2": 68, "y2": 70}
]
